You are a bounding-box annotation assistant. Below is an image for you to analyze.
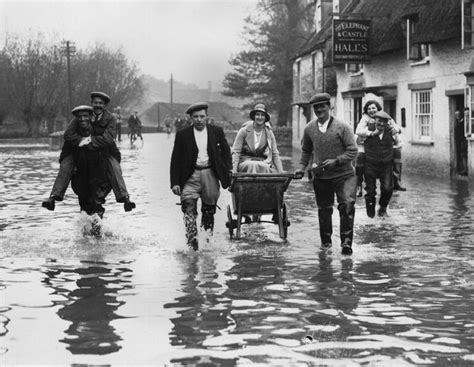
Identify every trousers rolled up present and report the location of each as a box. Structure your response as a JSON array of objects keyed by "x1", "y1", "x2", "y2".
[
  {"x1": 180, "y1": 168, "x2": 221, "y2": 243},
  {"x1": 313, "y1": 174, "x2": 357, "y2": 246},
  {"x1": 393, "y1": 147, "x2": 403, "y2": 187},
  {"x1": 107, "y1": 156, "x2": 129, "y2": 202},
  {"x1": 50, "y1": 154, "x2": 75, "y2": 201},
  {"x1": 364, "y1": 160, "x2": 393, "y2": 208}
]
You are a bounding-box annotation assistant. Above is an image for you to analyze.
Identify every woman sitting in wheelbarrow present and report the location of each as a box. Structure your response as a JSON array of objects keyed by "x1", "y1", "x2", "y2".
[{"x1": 231, "y1": 103, "x2": 284, "y2": 174}]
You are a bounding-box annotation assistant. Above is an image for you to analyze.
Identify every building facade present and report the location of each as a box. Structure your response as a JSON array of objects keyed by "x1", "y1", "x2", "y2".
[{"x1": 292, "y1": 0, "x2": 474, "y2": 178}]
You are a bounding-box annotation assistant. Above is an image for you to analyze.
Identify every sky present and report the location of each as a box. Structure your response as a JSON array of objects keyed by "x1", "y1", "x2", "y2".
[{"x1": 0, "y1": 0, "x2": 256, "y2": 89}]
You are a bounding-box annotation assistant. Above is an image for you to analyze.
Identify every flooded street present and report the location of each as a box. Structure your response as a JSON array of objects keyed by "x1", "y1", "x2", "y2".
[{"x1": 1, "y1": 133, "x2": 473, "y2": 366}]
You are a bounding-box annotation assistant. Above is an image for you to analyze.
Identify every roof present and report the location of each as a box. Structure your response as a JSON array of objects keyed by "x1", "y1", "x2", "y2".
[
  {"x1": 141, "y1": 101, "x2": 246, "y2": 127},
  {"x1": 296, "y1": 0, "x2": 461, "y2": 60}
]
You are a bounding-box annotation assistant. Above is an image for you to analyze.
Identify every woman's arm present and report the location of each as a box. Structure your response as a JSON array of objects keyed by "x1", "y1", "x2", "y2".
[
  {"x1": 355, "y1": 115, "x2": 372, "y2": 137},
  {"x1": 269, "y1": 130, "x2": 284, "y2": 172},
  {"x1": 231, "y1": 128, "x2": 246, "y2": 172}
]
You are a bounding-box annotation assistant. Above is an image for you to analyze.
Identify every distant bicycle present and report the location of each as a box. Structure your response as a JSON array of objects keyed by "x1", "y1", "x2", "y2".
[{"x1": 129, "y1": 128, "x2": 144, "y2": 149}]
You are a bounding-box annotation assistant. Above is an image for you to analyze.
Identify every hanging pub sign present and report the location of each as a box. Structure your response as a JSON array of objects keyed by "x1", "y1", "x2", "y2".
[{"x1": 332, "y1": 19, "x2": 371, "y2": 64}]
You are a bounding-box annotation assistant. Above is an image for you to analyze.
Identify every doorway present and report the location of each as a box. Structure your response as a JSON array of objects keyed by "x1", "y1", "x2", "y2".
[
  {"x1": 450, "y1": 94, "x2": 467, "y2": 176},
  {"x1": 383, "y1": 99, "x2": 396, "y2": 121}
]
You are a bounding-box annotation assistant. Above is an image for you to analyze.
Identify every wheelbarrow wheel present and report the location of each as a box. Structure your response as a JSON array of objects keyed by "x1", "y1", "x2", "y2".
[
  {"x1": 281, "y1": 203, "x2": 289, "y2": 239},
  {"x1": 226, "y1": 204, "x2": 234, "y2": 239}
]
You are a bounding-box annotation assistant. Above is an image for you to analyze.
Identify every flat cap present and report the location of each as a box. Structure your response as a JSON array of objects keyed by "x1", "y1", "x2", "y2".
[
  {"x1": 186, "y1": 102, "x2": 208, "y2": 115},
  {"x1": 71, "y1": 105, "x2": 93, "y2": 116},
  {"x1": 309, "y1": 92, "x2": 331, "y2": 106},
  {"x1": 374, "y1": 110, "x2": 391, "y2": 120},
  {"x1": 90, "y1": 91, "x2": 111, "y2": 104}
]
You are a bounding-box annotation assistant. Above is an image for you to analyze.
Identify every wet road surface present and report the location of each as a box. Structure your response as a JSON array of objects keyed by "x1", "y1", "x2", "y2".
[{"x1": 0, "y1": 133, "x2": 473, "y2": 365}]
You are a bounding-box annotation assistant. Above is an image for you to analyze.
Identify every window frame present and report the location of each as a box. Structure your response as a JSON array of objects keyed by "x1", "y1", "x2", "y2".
[
  {"x1": 412, "y1": 89, "x2": 434, "y2": 142},
  {"x1": 466, "y1": 86, "x2": 474, "y2": 138},
  {"x1": 343, "y1": 97, "x2": 362, "y2": 131},
  {"x1": 462, "y1": 0, "x2": 474, "y2": 49},
  {"x1": 295, "y1": 58, "x2": 302, "y2": 98},
  {"x1": 311, "y1": 52, "x2": 317, "y2": 90},
  {"x1": 405, "y1": 17, "x2": 430, "y2": 63}
]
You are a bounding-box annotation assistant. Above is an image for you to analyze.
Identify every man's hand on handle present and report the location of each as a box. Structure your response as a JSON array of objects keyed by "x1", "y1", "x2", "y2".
[
  {"x1": 172, "y1": 185, "x2": 181, "y2": 196},
  {"x1": 293, "y1": 170, "x2": 304, "y2": 179}
]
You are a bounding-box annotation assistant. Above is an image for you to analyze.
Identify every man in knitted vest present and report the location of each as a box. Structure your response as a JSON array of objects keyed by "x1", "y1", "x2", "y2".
[
  {"x1": 363, "y1": 110, "x2": 400, "y2": 218},
  {"x1": 294, "y1": 93, "x2": 357, "y2": 255}
]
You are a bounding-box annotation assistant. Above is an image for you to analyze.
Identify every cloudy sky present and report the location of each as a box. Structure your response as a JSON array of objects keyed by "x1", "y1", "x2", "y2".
[{"x1": 0, "y1": 0, "x2": 256, "y2": 89}]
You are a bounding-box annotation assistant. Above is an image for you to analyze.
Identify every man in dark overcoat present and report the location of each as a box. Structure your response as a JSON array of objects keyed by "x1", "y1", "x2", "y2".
[{"x1": 170, "y1": 102, "x2": 232, "y2": 250}]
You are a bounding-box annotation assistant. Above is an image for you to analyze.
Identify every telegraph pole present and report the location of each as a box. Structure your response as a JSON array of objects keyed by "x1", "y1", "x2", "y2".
[
  {"x1": 170, "y1": 73, "x2": 174, "y2": 118},
  {"x1": 61, "y1": 40, "x2": 75, "y2": 123}
]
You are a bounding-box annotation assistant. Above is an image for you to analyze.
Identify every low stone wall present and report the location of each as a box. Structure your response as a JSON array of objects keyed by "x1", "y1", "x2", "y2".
[{"x1": 224, "y1": 127, "x2": 292, "y2": 147}]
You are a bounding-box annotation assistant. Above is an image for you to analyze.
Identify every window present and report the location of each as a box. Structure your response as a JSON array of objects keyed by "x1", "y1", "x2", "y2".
[
  {"x1": 403, "y1": 16, "x2": 430, "y2": 62},
  {"x1": 463, "y1": 0, "x2": 474, "y2": 48},
  {"x1": 412, "y1": 89, "x2": 433, "y2": 141},
  {"x1": 409, "y1": 43, "x2": 430, "y2": 61},
  {"x1": 311, "y1": 53, "x2": 317, "y2": 90},
  {"x1": 465, "y1": 86, "x2": 474, "y2": 138},
  {"x1": 343, "y1": 97, "x2": 362, "y2": 131},
  {"x1": 296, "y1": 59, "x2": 301, "y2": 98},
  {"x1": 345, "y1": 63, "x2": 363, "y2": 74}
]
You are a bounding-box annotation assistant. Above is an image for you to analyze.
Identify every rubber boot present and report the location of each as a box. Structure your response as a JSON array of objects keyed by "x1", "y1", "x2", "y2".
[
  {"x1": 355, "y1": 166, "x2": 364, "y2": 197},
  {"x1": 182, "y1": 199, "x2": 198, "y2": 250},
  {"x1": 338, "y1": 202, "x2": 355, "y2": 255},
  {"x1": 201, "y1": 203, "x2": 216, "y2": 233},
  {"x1": 393, "y1": 160, "x2": 406, "y2": 191},
  {"x1": 365, "y1": 197, "x2": 376, "y2": 218},
  {"x1": 184, "y1": 213, "x2": 198, "y2": 250},
  {"x1": 318, "y1": 207, "x2": 333, "y2": 248},
  {"x1": 42, "y1": 196, "x2": 56, "y2": 211}
]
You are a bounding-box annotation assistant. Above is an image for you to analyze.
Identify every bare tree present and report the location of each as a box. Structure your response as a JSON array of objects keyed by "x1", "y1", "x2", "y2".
[
  {"x1": 72, "y1": 44, "x2": 144, "y2": 110},
  {"x1": 1, "y1": 36, "x2": 144, "y2": 137},
  {"x1": 3, "y1": 33, "x2": 66, "y2": 137}
]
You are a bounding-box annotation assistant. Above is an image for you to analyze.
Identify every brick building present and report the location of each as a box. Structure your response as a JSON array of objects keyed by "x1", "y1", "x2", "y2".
[{"x1": 292, "y1": 0, "x2": 474, "y2": 178}]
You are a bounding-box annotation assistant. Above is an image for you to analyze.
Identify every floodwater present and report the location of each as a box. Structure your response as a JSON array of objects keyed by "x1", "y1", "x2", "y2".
[{"x1": 0, "y1": 133, "x2": 473, "y2": 366}]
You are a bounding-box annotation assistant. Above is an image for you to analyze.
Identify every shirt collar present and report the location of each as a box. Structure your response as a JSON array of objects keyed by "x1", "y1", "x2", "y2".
[
  {"x1": 93, "y1": 112, "x2": 103, "y2": 122},
  {"x1": 318, "y1": 118, "x2": 330, "y2": 126}
]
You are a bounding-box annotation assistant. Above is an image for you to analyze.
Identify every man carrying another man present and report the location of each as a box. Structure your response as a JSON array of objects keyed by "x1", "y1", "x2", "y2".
[{"x1": 42, "y1": 91, "x2": 135, "y2": 212}]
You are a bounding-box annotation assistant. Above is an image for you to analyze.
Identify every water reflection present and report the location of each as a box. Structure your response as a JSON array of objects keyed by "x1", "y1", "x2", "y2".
[
  {"x1": 164, "y1": 253, "x2": 237, "y2": 365},
  {"x1": 1, "y1": 135, "x2": 474, "y2": 365},
  {"x1": 43, "y1": 260, "x2": 132, "y2": 355}
]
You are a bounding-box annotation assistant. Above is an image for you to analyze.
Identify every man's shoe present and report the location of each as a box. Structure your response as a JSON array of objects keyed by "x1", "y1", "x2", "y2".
[
  {"x1": 341, "y1": 244, "x2": 353, "y2": 255},
  {"x1": 42, "y1": 196, "x2": 56, "y2": 211},
  {"x1": 393, "y1": 185, "x2": 406, "y2": 191},
  {"x1": 378, "y1": 206, "x2": 387, "y2": 217},
  {"x1": 123, "y1": 197, "x2": 136, "y2": 212},
  {"x1": 188, "y1": 238, "x2": 199, "y2": 251},
  {"x1": 321, "y1": 242, "x2": 332, "y2": 250}
]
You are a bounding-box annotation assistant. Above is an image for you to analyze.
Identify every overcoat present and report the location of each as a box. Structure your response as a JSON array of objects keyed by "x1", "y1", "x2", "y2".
[{"x1": 170, "y1": 124, "x2": 232, "y2": 190}]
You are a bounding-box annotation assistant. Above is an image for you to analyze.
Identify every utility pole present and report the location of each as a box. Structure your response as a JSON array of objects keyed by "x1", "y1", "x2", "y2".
[
  {"x1": 170, "y1": 73, "x2": 174, "y2": 118},
  {"x1": 157, "y1": 103, "x2": 160, "y2": 130},
  {"x1": 61, "y1": 40, "x2": 75, "y2": 126}
]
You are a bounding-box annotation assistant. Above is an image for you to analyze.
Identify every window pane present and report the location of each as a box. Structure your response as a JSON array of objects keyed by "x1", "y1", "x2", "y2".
[{"x1": 413, "y1": 90, "x2": 432, "y2": 140}]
